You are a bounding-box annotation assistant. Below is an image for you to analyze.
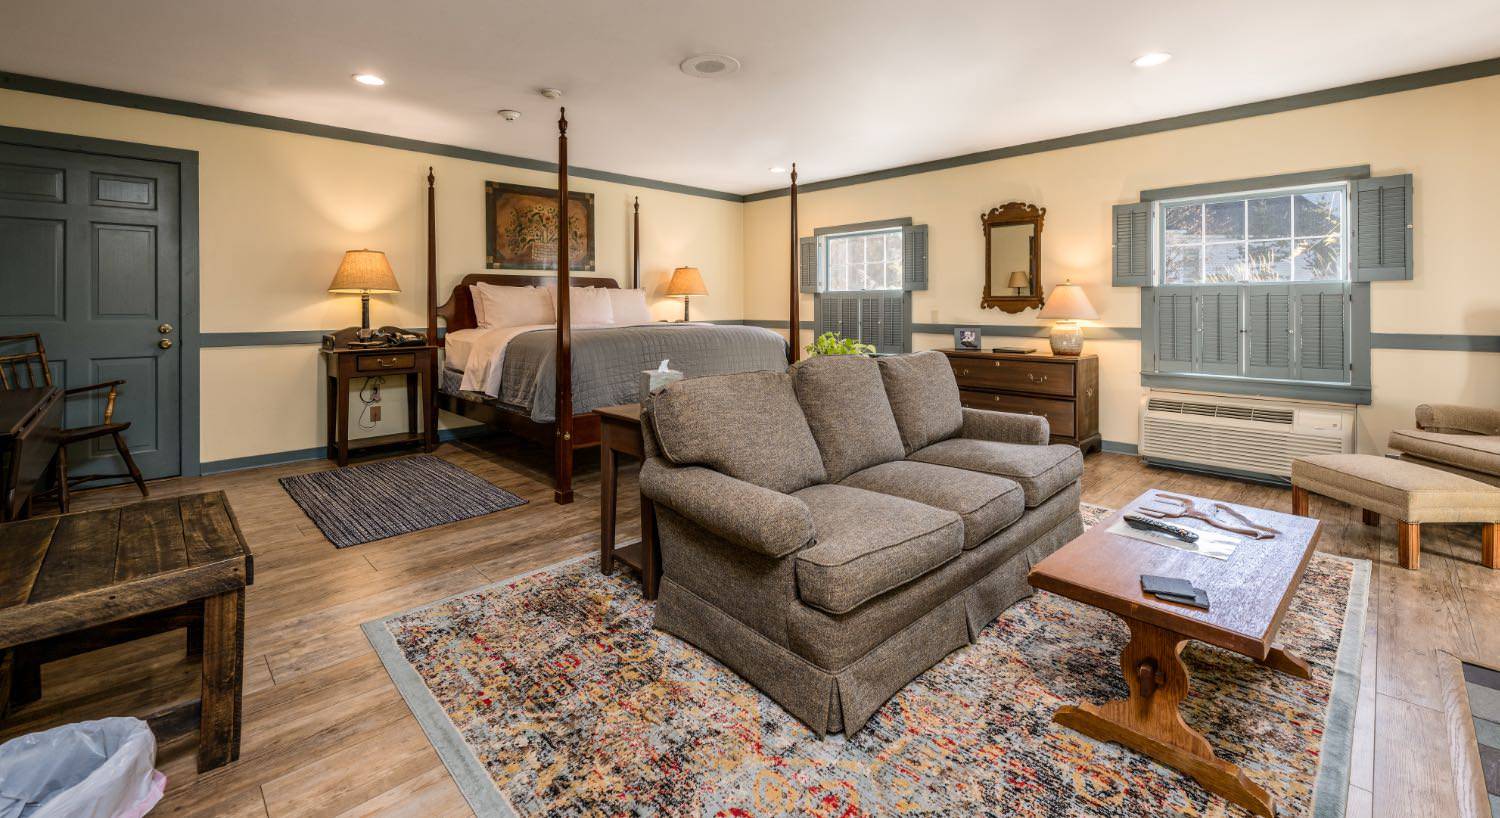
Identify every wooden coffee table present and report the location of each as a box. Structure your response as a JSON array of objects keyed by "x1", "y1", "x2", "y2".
[{"x1": 1028, "y1": 490, "x2": 1321, "y2": 818}]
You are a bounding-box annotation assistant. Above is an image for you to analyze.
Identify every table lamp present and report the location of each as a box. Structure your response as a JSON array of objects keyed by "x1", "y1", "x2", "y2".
[
  {"x1": 1036, "y1": 280, "x2": 1098, "y2": 356},
  {"x1": 328, "y1": 250, "x2": 400, "y2": 339},
  {"x1": 665, "y1": 266, "x2": 708, "y2": 322},
  {"x1": 1007, "y1": 269, "x2": 1029, "y2": 296}
]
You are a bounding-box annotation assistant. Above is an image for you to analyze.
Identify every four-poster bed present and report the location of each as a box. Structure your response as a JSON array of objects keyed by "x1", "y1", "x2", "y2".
[{"x1": 425, "y1": 108, "x2": 802, "y2": 504}]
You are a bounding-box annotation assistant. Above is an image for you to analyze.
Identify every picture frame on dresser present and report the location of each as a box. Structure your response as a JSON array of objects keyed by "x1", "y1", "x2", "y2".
[{"x1": 941, "y1": 348, "x2": 1100, "y2": 453}]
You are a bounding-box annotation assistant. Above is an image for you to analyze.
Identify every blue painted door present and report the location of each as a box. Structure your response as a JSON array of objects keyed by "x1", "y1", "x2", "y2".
[{"x1": 0, "y1": 141, "x2": 182, "y2": 479}]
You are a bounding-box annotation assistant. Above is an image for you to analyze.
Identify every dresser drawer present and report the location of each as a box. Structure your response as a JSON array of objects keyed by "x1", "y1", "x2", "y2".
[
  {"x1": 959, "y1": 390, "x2": 1076, "y2": 437},
  {"x1": 949, "y1": 357, "x2": 1075, "y2": 397},
  {"x1": 356, "y1": 353, "x2": 415, "y2": 372}
]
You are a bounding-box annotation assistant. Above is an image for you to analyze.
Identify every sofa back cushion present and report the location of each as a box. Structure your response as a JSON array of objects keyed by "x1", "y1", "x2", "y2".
[
  {"x1": 877, "y1": 351, "x2": 964, "y2": 453},
  {"x1": 651, "y1": 371, "x2": 827, "y2": 494},
  {"x1": 791, "y1": 355, "x2": 905, "y2": 482}
]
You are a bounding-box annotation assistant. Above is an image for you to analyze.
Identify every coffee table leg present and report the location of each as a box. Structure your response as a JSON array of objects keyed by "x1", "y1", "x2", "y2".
[
  {"x1": 198, "y1": 588, "x2": 244, "y2": 772},
  {"x1": 1054, "y1": 618, "x2": 1276, "y2": 818},
  {"x1": 1260, "y1": 643, "x2": 1311, "y2": 679}
]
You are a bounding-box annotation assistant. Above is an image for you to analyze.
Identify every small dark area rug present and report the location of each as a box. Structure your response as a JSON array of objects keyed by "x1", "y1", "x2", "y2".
[
  {"x1": 280, "y1": 455, "x2": 526, "y2": 548},
  {"x1": 365, "y1": 504, "x2": 1369, "y2": 817}
]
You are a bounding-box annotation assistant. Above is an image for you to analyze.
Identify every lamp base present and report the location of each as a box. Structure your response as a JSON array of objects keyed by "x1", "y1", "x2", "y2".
[{"x1": 1049, "y1": 322, "x2": 1084, "y2": 356}]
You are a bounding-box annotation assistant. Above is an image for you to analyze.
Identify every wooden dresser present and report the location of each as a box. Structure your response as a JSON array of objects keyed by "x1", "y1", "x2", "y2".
[{"x1": 940, "y1": 350, "x2": 1100, "y2": 453}]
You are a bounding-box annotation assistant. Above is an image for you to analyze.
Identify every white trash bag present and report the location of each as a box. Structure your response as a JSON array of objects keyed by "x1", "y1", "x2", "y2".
[{"x1": 0, "y1": 717, "x2": 165, "y2": 818}]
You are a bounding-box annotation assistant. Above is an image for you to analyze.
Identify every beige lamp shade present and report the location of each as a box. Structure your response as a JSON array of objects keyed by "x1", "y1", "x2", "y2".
[
  {"x1": 328, "y1": 250, "x2": 400, "y2": 294},
  {"x1": 1006, "y1": 270, "x2": 1030, "y2": 289},
  {"x1": 1037, "y1": 281, "x2": 1098, "y2": 320},
  {"x1": 665, "y1": 266, "x2": 708, "y2": 298}
]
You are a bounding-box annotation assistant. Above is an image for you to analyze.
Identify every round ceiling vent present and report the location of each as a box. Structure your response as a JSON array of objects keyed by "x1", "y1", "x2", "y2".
[{"x1": 680, "y1": 54, "x2": 740, "y2": 78}]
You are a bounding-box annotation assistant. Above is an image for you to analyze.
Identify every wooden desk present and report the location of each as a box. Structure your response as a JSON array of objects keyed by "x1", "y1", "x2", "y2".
[
  {"x1": 596, "y1": 403, "x2": 660, "y2": 599},
  {"x1": 1028, "y1": 490, "x2": 1320, "y2": 818},
  {"x1": 0, "y1": 387, "x2": 63, "y2": 522},
  {"x1": 322, "y1": 346, "x2": 438, "y2": 467},
  {"x1": 0, "y1": 491, "x2": 253, "y2": 772}
]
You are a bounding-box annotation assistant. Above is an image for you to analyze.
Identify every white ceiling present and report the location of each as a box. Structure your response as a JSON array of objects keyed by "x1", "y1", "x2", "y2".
[{"x1": 5, "y1": 0, "x2": 1499, "y2": 196}]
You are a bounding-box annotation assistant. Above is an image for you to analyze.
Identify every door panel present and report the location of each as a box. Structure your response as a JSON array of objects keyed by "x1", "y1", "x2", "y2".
[{"x1": 0, "y1": 141, "x2": 182, "y2": 480}]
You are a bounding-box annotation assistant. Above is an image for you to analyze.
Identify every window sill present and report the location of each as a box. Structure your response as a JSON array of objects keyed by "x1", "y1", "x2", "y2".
[{"x1": 1141, "y1": 371, "x2": 1371, "y2": 406}]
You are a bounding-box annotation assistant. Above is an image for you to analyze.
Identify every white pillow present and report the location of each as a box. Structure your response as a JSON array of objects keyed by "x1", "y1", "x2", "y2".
[
  {"x1": 607, "y1": 288, "x2": 653, "y2": 324},
  {"x1": 468, "y1": 285, "x2": 487, "y2": 326},
  {"x1": 545, "y1": 285, "x2": 616, "y2": 325},
  {"x1": 474, "y1": 283, "x2": 555, "y2": 328}
]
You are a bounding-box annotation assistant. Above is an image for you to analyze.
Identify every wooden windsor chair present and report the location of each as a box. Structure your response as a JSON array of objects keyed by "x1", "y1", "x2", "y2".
[{"x1": 0, "y1": 333, "x2": 148, "y2": 511}]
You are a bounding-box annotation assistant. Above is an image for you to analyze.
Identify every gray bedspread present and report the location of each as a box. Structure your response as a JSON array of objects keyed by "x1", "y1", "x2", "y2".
[{"x1": 454, "y1": 323, "x2": 789, "y2": 422}]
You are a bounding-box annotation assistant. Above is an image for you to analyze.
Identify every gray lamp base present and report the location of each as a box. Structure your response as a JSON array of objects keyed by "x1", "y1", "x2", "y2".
[{"x1": 1049, "y1": 322, "x2": 1084, "y2": 356}]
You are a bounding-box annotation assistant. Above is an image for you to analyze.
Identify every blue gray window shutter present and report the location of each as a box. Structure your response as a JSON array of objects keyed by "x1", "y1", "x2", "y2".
[
  {"x1": 901, "y1": 224, "x2": 928, "y2": 291},
  {"x1": 813, "y1": 293, "x2": 838, "y2": 337},
  {"x1": 1194, "y1": 286, "x2": 1241, "y2": 375},
  {"x1": 1246, "y1": 286, "x2": 1294, "y2": 379},
  {"x1": 1111, "y1": 202, "x2": 1151, "y2": 286},
  {"x1": 1153, "y1": 288, "x2": 1194, "y2": 373},
  {"x1": 1295, "y1": 284, "x2": 1349, "y2": 382},
  {"x1": 1352, "y1": 175, "x2": 1413, "y2": 282},
  {"x1": 799, "y1": 236, "x2": 822, "y2": 293},
  {"x1": 857, "y1": 292, "x2": 910, "y2": 353}
]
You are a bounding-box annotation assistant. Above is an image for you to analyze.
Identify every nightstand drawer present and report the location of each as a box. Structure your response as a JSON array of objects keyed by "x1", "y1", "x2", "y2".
[
  {"x1": 959, "y1": 390, "x2": 1076, "y2": 437},
  {"x1": 949, "y1": 358, "x2": 1075, "y2": 397},
  {"x1": 356, "y1": 353, "x2": 415, "y2": 372}
]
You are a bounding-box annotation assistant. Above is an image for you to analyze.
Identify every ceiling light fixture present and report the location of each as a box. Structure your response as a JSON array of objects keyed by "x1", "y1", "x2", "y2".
[
  {"x1": 497, "y1": 109, "x2": 522, "y2": 121},
  {"x1": 539, "y1": 88, "x2": 563, "y2": 99},
  {"x1": 1132, "y1": 52, "x2": 1172, "y2": 68},
  {"x1": 680, "y1": 54, "x2": 741, "y2": 78},
  {"x1": 352, "y1": 73, "x2": 385, "y2": 86}
]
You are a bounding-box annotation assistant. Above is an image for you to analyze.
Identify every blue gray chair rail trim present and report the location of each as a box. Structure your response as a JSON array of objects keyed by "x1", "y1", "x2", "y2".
[{"x1": 205, "y1": 326, "x2": 1500, "y2": 353}]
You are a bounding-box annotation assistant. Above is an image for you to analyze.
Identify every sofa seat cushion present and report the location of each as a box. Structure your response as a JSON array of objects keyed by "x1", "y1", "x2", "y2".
[
  {"x1": 839, "y1": 461, "x2": 1024, "y2": 549},
  {"x1": 1388, "y1": 429, "x2": 1500, "y2": 479},
  {"x1": 877, "y1": 351, "x2": 964, "y2": 454},
  {"x1": 909, "y1": 439, "x2": 1082, "y2": 507},
  {"x1": 792, "y1": 355, "x2": 906, "y2": 482},
  {"x1": 651, "y1": 371, "x2": 827, "y2": 494},
  {"x1": 791, "y1": 484, "x2": 962, "y2": 615}
]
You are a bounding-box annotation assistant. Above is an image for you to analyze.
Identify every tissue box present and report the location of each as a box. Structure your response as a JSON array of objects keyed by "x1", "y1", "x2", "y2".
[{"x1": 639, "y1": 368, "x2": 683, "y2": 405}]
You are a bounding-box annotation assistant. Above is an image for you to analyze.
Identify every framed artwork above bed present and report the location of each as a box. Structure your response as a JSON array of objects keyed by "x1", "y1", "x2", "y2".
[{"x1": 485, "y1": 181, "x2": 596, "y2": 271}]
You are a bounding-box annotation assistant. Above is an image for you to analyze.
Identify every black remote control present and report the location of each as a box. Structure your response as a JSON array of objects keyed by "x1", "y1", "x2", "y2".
[{"x1": 1123, "y1": 514, "x2": 1200, "y2": 543}]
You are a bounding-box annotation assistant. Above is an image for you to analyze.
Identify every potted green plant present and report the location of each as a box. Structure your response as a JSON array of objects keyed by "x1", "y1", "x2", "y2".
[{"x1": 805, "y1": 332, "x2": 876, "y2": 356}]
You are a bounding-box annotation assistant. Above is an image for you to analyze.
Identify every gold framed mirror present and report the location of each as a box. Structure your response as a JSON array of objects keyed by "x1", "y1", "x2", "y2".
[{"x1": 981, "y1": 202, "x2": 1045, "y2": 313}]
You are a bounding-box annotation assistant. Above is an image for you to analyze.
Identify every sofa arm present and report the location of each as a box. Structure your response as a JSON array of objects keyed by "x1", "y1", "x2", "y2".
[
  {"x1": 960, "y1": 407, "x2": 1049, "y2": 446},
  {"x1": 1415, "y1": 404, "x2": 1500, "y2": 436},
  {"x1": 639, "y1": 458, "x2": 814, "y2": 558}
]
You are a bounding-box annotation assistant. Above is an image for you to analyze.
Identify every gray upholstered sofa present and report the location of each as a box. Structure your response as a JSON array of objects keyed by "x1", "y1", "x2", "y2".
[{"x1": 638, "y1": 350, "x2": 1084, "y2": 736}]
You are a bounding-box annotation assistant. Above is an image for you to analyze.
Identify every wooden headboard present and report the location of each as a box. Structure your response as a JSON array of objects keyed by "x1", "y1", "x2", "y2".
[{"x1": 435, "y1": 273, "x2": 621, "y2": 340}]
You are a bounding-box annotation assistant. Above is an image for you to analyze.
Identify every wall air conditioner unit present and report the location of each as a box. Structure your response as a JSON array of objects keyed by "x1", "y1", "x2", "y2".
[{"x1": 1139, "y1": 389, "x2": 1355, "y2": 484}]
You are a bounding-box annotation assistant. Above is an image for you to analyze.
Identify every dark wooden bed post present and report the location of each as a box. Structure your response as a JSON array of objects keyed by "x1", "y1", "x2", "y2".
[
  {"x1": 632, "y1": 196, "x2": 640, "y2": 290},
  {"x1": 553, "y1": 108, "x2": 575, "y2": 505},
  {"x1": 788, "y1": 163, "x2": 800, "y2": 363},
  {"x1": 426, "y1": 167, "x2": 439, "y2": 446}
]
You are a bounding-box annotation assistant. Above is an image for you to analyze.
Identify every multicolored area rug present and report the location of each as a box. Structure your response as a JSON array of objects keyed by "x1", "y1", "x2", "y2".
[{"x1": 364, "y1": 504, "x2": 1370, "y2": 817}]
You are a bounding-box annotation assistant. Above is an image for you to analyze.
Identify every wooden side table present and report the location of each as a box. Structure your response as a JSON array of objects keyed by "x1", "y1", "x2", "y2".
[
  {"x1": 596, "y1": 403, "x2": 660, "y2": 599},
  {"x1": 0, "y1": 491, "x2": 253, "y2": 772},
  {"x1": 322, "y1": 345, "x2": 438, "y2": 467}
]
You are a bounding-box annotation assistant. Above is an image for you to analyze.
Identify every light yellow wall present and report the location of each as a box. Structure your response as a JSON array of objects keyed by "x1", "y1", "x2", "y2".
[
  {"x1": 0, "y1": 89, "x2": 744, "y2": 464},
  {"x1": 743, "y1": 75, "x2": 1500, "y2": 452}
]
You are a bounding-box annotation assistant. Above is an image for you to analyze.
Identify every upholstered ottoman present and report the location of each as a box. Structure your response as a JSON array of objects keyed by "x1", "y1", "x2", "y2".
[{"x1": 1291, "y1": 453, "x2": 1500, "y2": 570}]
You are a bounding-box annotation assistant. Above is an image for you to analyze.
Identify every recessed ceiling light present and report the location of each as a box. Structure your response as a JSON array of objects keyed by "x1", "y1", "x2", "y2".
[
  {"x1": 352, "y1": 73, "x2": 385, "y2": 86},
  {"x1": 769, "y1": 166, "x2": 787, "y2": 174},
  {"x1": 680, "y1": 54, "x2": 741, "y2": 78},
  {"x1": 1132, "y1": 52, "x2": 1172, "y2": 68}
]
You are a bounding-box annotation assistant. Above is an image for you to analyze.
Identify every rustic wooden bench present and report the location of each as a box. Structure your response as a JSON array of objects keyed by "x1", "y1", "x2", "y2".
[{"x1": 0, "y1": 491, "x2": 252, "y2": 772}]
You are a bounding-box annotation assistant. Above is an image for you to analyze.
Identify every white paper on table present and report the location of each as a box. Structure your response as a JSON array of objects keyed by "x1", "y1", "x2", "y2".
[{"x1": 1105, "y1": 518, "x2": 1241, "y2": 560}]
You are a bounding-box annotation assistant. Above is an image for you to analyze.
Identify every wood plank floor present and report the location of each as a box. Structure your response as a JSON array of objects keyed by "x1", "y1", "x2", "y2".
[{"x1": 2, "y1": 442, "x2": 1489, "y2": 817}]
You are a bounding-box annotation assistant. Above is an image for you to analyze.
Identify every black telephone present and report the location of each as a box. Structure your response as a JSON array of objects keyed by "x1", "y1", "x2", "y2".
[{"x1": 323, "y1": 326, "x2": 426, "y2": 350}]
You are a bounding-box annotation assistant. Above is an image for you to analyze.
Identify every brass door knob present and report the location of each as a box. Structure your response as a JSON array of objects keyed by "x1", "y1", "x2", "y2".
[
  {"x1": 158, "y1": 323, "x2": 174, "y2": 334},
  {"x1": 158, "y1": 338, "x2": 173, "y2": 349}
]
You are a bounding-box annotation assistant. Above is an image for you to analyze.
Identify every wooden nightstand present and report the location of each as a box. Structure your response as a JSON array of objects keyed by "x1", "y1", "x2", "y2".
[
  {"x1": 596, "y1": 403, "x2": 660, "y2": 599},
  {"x1": 940, "y1": 349, "x2": 1101, "y2": 453},
  {"x1": 322, "y1": 346, "x2": 438, "y2": 466}
]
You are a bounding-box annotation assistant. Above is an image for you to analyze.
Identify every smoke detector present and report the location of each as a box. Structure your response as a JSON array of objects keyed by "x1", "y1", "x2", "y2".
[
  {"x1": 497, "y1": 109, "x2": 522, "y2": 121},
  {"x1": 680, "y1": 54, "x2": 740, "y2": 78}
]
